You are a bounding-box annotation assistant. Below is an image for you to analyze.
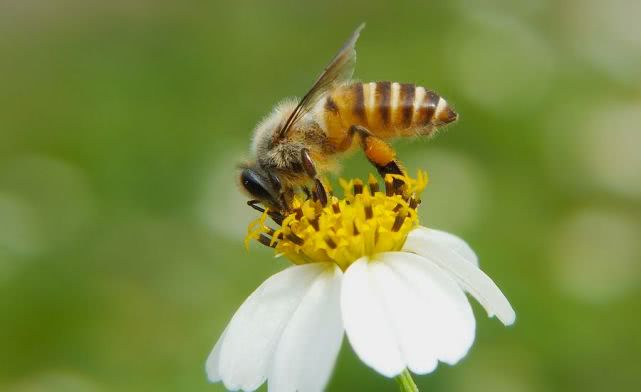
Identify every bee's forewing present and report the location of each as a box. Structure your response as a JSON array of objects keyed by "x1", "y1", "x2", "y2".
[{"x1": 274, "y1": 23, "x2": 365, "y2": 142}]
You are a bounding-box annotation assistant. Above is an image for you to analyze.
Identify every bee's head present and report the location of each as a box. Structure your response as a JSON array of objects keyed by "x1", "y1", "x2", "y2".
[{"x1": 238, "y1": 163, "x2": 283, "y2": 211}]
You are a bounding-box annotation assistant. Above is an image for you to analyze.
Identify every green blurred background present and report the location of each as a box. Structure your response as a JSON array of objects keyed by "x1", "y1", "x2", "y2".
[{"x1": 1, "y1": 0, "x2": 640, "y2": 391}]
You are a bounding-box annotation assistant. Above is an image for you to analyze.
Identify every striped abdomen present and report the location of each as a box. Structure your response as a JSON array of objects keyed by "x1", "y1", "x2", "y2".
[{"x1": 321, "y1": 81, "x2": 458, "y2": 145}]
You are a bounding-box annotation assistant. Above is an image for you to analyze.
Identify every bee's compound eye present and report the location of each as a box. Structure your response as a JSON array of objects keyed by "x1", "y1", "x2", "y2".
[{"x1": 240, "y1": 168, "x2": 275, "y2": 201}]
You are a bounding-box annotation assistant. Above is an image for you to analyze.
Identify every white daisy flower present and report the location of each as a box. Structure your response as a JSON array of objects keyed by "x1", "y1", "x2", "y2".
[{"x1": 206, "y1": 172, "x2": 515, "y2": 392}]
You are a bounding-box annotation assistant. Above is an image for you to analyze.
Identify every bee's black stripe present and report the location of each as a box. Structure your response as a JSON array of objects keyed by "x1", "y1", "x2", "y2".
[
  {"x1": 400, "y1": 83, "x2": 415, "y2": 128},
  {"x1": 377, "y1": 81, "x2": 391, "y2": 126},
  {"x1": 352, "y1": 83, "x2": 366, "y2": 122},
  {"x1": 417, "y1": 90, "x2": 440, "y2": 126},
  {"x1": 425, "y1": 90, "x2": 440, "y2": 123}
]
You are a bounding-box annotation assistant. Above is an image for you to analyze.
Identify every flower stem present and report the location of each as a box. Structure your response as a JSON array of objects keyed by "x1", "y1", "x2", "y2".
[{"x1": 395, "y1": 369, "x2": 419, "y2": 392}]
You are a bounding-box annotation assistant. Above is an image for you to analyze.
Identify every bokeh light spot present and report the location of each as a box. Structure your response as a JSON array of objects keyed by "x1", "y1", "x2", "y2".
[
  {"x1": 405, "y1": 149, "x2": 489, "y2": 232},
  {"x1": 550, "y1": 208, "x2": 641, "y2": 303}
]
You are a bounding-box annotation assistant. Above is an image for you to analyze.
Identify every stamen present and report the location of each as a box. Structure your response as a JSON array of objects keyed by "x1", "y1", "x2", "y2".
[
  {"x1": 364, "y1": 201, "x2": 373, "y2": 219},
  {"x1": 392, "y1": 212, "x2": 407, "y2": 232},
  {"x1": 286, "y1": 233, "x2": 305, "y2": 245},
  {"x1": 309, "y1": 217, "x2": 319, "y2": 231},
  {"x1": 258, "y1": 234, "x2": 276, "y2": 248},
  {"x1": 353, "y1": 179, "x2": 363, "y2": 195},
  {"x1": 368, "y1": 173, "x2": 379, "y2": 194},
  {"x1": 244, "y1": 170, "x2": 428, "y2": 269},
  {"x1": 325, "y1": 236, "x2": 337, "y2": 249}
]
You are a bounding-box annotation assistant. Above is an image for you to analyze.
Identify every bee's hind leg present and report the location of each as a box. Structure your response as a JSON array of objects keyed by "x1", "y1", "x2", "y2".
[
  {"x1": 344, "y1": 125, "x2": 407, "y2": 192},
  {"x1": 301, "y1": 149, "x2": 328, "y2": 206}
]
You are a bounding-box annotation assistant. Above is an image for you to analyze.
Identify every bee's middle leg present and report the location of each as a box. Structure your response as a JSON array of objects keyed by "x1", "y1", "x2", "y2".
[
  {"x1": 342, "y1": 125, "x2": 407, "y2": 190},
  {"x1": 301, "y1": 149, "x2": 328, "y2": 206}
]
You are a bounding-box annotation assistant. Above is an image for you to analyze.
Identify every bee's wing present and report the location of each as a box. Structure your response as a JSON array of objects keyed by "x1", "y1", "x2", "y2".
[{"x1": 274, "y1": 23, "x2": 365, "y2": 142}]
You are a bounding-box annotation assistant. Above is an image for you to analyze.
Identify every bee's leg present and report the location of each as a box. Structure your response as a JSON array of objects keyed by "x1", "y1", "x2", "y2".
[
  {"x1": 301, "y1": 185, "x2": 312, "y2": 200},
  {"x1": 301, "y1": 149, "x2": 328, "y2": 206},
  {"x1": 247, "y1": 199, "x2": 265, "y2": 213},
  {"x1": 280, "y1": 186, "x2": 296, "y2": 213},
  {"x1": 344, "y1": 125, "x2": 407, "y2": 192},
  {"x1": 265, "y1": 171, "x2": 293, "y2": 214},
  {"x1": 247, "y1": 199, "x2": 284, "y2": 225}
]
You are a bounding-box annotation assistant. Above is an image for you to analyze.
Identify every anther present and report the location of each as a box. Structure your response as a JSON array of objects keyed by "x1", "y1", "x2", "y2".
[
  {"x1": 392, "y1": 213, "x2": 407, "y2": 232},
  {"x1": 309, "y1": 218, "x2": 319, "y2": 231},
  {"x1": 258, "y1": 234, "x2": 277, "y2": 248},
  {"x1": 393, "y1": 204, "x2": 403, "y2": 213},
  {"x1": 353, "y1": 179, "x2": 364, "y2": 195},
  {"x1": 364, "y1": 202, "x2": 373, "y2": 219},
  {"x1": 332, "y1": 202, "x2": 341, "y2": 214},
  {"x1": 353, "y1": 222, "x2": 360, "y2": 235},
  {"x1": 368, "y1": 174, "x2": 379, "y2": 194},
  {"x1": 409, "y1": 197, "x2": 419, "y2": 209},
  {"x1": 294, "y1": 208, "x2": 303, "y2": 220},
  {"x1": 286, "y1": 233, "x2": 305, "y2": 245},
  {"x1": 325, "y1": 236, "x2": 337, "y2": 249}
]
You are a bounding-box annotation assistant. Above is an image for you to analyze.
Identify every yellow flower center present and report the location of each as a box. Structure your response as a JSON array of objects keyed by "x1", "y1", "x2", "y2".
[{"x1": 245, "y1": 171, "x2": 428, "y2": 271}]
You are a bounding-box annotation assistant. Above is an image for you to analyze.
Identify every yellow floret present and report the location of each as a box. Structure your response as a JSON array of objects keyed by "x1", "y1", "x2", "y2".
[{"x1": 246, "y1": 171, "x2": 428, "y2": 270}]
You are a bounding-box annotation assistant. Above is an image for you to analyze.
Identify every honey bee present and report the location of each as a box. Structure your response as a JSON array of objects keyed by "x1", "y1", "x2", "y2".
[{"x1": 240, "y1": 24, "x2": 458, "y2": 213}]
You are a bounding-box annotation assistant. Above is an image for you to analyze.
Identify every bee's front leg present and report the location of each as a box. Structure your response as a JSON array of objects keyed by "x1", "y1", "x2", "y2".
[
  {"x1": 301, "y1": 149, "x2": 328, "y2": 206},
  {"x1": 264, "y1": 171, "x2": 293, "y2": 215}
]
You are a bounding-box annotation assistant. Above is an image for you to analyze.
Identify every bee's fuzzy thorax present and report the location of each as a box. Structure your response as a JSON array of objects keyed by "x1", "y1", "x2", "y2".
[{"x1": 250, "y1": 99, "x2": 299, "y2": 157}]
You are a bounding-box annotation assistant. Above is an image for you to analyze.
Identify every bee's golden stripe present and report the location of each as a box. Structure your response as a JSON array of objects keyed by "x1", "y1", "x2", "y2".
[
  {"x1": 365, "y1": 82, "x2": 377, "y2": 125},
  {"x1": 390, "y1": 82, "x2": 401, "y2": 130},
  {"x1": 322, "y1": 81, "x2": 456, "y2": 145}
]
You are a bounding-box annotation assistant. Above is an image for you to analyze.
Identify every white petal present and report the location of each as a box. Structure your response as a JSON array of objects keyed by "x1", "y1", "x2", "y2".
[
  {"x1": 419, "y1": 228, "x2": 479, "y2": 266},
  {"x1": 205, "y1": 325, "x2": 227, "y2": 382},
  {"x1": 367, "y1": 256, "x2": 438, "y2": 375},
  {"x1": 269, "y1": 264, "x2": 344, "y2": 392},
  {"x1": 341, "y1": 257, "x2": 405, "y2": 378},
  {"x1": 206, "y1": 263, "x2": 339, "y2": 391},
  {"x1": 381, "y1": 252, "x2": 476, "y2": 367},
  {"x1": 403, "y1": 227, "x2": 516, "y2": 326},
  {"x1": 341, "y1": 253, "x2": 475, "y2": 377}
]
